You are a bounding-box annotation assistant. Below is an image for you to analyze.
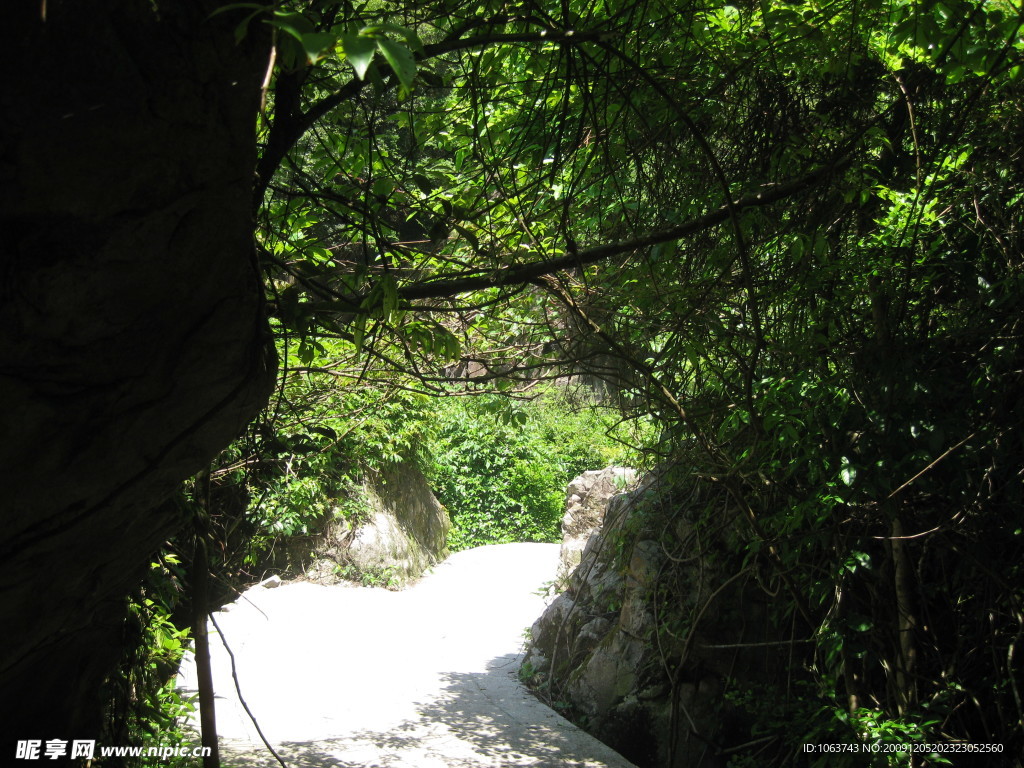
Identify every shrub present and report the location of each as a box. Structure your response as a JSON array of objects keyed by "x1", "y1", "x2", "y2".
[{"x1": 427, "y1": 387, "x2": 644, "y2": 550}]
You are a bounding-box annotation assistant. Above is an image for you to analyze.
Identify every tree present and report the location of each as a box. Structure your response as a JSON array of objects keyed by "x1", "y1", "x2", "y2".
[{"x1": 246, "y1": 0, "x2": 1024, "y2": 758}]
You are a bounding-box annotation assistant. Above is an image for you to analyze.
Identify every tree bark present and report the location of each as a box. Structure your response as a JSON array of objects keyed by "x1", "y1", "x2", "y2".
[
  {"x1": 193, "y1": 523, "x2": 220, "y2": 768},
  {"x1": 0, "y1": 1, "x2": 275, "y2": 752}
]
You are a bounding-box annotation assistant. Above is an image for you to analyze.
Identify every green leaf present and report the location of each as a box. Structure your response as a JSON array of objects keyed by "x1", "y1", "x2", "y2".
[
  {"x1": 840, "y1": 458, "x2": 857, "y2": 487},
  {"x1": 208, "y1": 2, "x2": 269, "y2": 19},
  {"x1": 268, "y1": 11, "x2": 315, "y2": 41},
  {"x1": 341, "y1": 34, "x2": 377, "y2": 80},
  {"x1": 266, "y1": 12, "x2": 327, "y2": 69},
  {"x1": 372, "y1": 177, "x2": 395, "y2": 197},
  {"x1": 360, "y1": 23, "x2": 424, "y2": 52},
  {"x1": 376, "y1": 38, "x2": 417, "y2": 91},
  {"x1": 452, "y1": 223, "x2": 480, "y2": 252},
  {"x1": 208, "y1": 4, "x2": 272, "y2": 44},
  {"x1": 352, "y1": 315, "x2": 367, "y2": 354},
  {"x1": 380, "y1": 274, "x2": 399, "y2": 313},
  {"x1": 297, "y1": 31, "x2": 339, "y2": 64}
]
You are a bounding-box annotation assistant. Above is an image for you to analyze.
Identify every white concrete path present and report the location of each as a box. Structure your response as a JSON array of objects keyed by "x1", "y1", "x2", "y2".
[{"x1": 178, "y1": 543, "x2": 636, "y2": 768}]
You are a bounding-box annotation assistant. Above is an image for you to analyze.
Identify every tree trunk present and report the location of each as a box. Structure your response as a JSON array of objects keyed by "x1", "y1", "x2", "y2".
[{"x1": 0, "y1": 1, "x2": 274, "y2": 754}]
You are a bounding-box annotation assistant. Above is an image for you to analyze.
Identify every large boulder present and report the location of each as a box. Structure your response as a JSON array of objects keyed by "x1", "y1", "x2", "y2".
[
  {"x1": 301, "y1": 461, "x2": 450, "y2": 587},
  {"x1": 523, "y1": 471, "x2": 782, "y2": 768},
  {"x1": 0, "y1": 3, "x2": 273, "y2": 746}
]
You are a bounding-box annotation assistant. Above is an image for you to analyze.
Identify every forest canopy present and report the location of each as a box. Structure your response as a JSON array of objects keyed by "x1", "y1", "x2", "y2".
[
  {"x1": 230, "y1": 0, "x2": 1024, "y2": 760},
  {"x1": 203, "y1": 0, "x2": 1024, "y2": 761}
]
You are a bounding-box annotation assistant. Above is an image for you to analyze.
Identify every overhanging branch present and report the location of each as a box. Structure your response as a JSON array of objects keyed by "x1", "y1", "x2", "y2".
[{"x1": 304, "y1": 160, "x2": 845, "y2": 313}]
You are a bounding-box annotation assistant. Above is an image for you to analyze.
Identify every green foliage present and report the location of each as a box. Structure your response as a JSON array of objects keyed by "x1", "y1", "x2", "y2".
[
  {"x1": 102, "y1": 554, "x2": 200, "y2": 767},
  {"x1": 215, "y1": 3, "x2": 422, "y2": 89},
  {"x1": 233, "y1": 332, "x2": 438, "y2": 566},
  {"x1": 188, "y1": 0, "x2": 1024, "y2": 759},
  {"x1": 724, "y1": 678, "x2": 958, "y2": 767},
  {"x1": 427, "y1": 388, "x2": 641, "y2": 551},
  {"x1": 332, "y1": 562, "x2": 402, "y2": 589}
]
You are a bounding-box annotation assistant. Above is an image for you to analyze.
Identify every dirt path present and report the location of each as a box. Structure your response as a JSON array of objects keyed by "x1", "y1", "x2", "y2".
[{"x1": 178, "y1": 542, "x2": 636, "y2": 767}]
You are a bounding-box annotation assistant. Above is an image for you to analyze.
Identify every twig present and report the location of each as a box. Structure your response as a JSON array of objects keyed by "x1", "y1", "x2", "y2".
[
  {"x1": 886, "y1": 432, "x2": 976, "y2": 500},
  {"x1": 208, "y1": 613, "x2": 291, "y2": 768},
  {"x1": 697, "y1": 639, "x2": 814, "y2": 649}
]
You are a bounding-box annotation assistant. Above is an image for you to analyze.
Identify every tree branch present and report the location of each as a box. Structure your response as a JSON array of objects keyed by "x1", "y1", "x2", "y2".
[
  {"x1": 254, "y1": 22, "x2": 613, "y2": 198},
  {"x1": 304, "y1": 160, "x2": 845, "y2": 315}
]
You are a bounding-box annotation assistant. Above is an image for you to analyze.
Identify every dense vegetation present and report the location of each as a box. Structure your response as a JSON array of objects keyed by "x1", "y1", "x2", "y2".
[
  {"x1": 108, "y1": 0, "x2": 1023, "y2": 764},
  {"x1": 427, "y1": 389, "x2": 643, "y2": 549}
]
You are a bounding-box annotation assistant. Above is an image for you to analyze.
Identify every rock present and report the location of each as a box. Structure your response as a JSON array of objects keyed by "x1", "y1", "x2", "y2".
[
  {"x1": 525, "y1": 591, "x2": 578, "y2": 683},
  {"x1": 304, "y1": 460, "x2": 451, "y2": 587},
  {"x1": 557, "y1": 467, "x2": 637, "y2": 584},
  {"x1": 0, "y1": 6, "x2": 274, "y2": 741},
  {"x1": 258, "y1": 575, "x2": 282, "y2": 589},
  {"x1": 523, "y1": 470, "x2": 782, "y2": 768}
]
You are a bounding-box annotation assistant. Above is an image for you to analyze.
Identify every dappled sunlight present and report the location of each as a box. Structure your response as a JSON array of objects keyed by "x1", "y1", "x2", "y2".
[
  {"x1": 180, "y1": 544, "x2": 634, "y2": 767},
  {"x1": 221, "y1": 659, "x2": 622, "y2": 767}
]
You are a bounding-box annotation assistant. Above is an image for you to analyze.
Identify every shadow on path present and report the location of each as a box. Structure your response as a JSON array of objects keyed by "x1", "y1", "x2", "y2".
[
  {"x1": 181, "y1": 544, "x2": 635, "y2": 767},
  {"x1": 219, "y1": 653, "x2": 625, "y2": 768}
]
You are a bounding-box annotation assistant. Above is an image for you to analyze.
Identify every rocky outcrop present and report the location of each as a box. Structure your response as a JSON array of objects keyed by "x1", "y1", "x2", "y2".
[
  {"x1": 557, "y1": 467, "x2": 637, "y2": 585},
  {"x1": 0, "y1": 4, "x2": 273, "y2": 746},
  {"x1": 523, "y1": 471, "x2": 782, "y2": 768},
  {"x1": 302, "y1": 461, "x2": 450, "y2": 587}
]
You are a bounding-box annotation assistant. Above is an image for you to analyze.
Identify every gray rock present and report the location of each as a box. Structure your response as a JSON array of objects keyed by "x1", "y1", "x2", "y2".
[
  {"x1": 339, "y1": 461, "x2": 450, "y2": 583},
  {"x1": 282, "y1": 460, "x2": 450, "y2": 587},
  {"x1": 523, "y1": 470, "x2": 778, "y2": 768},
  {"x1": 557, "y1": 467, "x2": 637, "y2": 584}
]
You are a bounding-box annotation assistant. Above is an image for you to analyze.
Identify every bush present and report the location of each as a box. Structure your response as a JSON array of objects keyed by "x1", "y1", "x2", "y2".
[
  {"x1": 427, "y1": 387, "x2": 644, "y2": 550},
  {"x1": 241, "y1": 380, "x2": 435, "y2": 566}
]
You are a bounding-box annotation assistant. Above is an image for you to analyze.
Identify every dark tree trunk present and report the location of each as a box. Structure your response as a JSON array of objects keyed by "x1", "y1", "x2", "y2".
[{"x1": 0, "y1": 1, "x2": 275, "y2": 754}]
